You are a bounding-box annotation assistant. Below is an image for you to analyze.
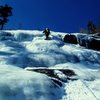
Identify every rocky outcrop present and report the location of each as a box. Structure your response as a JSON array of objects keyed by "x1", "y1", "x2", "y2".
[
  {"x1": 77, "y1": 34, "x2": 100, "y2": 50},
  {"x1": 87, "y1": 37, "x2": 100, "y2": 50},
  {"x1": 63, "y1": 33, "x2": 100, "y2": 50},
  {"x1": 26, "y1": 68, "x2": 77, "y2": 87},
  {"x1": 64, "y1": 34, "x2": 78, "y2": 44}
]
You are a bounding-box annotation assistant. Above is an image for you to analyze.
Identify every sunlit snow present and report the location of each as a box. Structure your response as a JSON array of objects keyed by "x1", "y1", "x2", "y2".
[{"x1": 0, "y1": 30, "x2": 100, "y2": 100}]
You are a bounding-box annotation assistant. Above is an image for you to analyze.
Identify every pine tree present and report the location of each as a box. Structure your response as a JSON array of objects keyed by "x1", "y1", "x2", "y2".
[{"x1": 0, "y1": 4, "x2": 12, "y2": 30}]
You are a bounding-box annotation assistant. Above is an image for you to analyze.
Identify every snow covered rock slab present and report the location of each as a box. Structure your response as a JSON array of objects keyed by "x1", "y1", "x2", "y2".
[
  {"x1": 0, "y1": 31, "x2": 15, "y2": 41},
  {"x1": 25, "y1": 67, "x2": 77, "y2": 82},
  {"x1": 0, "y1": 65, "x2": 63, "y2": 100}
]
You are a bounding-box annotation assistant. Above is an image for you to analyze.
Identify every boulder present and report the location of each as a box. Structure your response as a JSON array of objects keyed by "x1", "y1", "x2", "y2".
[
  {"x1": 77, "y1": 34, "x2": 100, "y2": 50},
  {"x1": 64, "y1": 34, "x2": 78, "y2": 44},
  {"x1": 87, "y1": 37, "x2": 100, "y2": 50}
]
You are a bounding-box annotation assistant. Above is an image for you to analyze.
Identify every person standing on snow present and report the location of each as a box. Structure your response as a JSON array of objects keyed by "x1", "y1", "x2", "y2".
[{"x1": 43, "y1": 28, "x2": 50, "y2": 40}]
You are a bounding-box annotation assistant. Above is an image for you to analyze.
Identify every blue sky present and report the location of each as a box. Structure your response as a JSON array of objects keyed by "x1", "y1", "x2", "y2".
[{"x1": 0, "y1": 0, "x2": 100, "y2": 32}]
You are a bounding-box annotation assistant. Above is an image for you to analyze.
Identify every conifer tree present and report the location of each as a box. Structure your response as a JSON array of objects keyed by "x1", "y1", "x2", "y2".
[{"x1": 0, "y1": 4, "x2": 12, "y2": 30}]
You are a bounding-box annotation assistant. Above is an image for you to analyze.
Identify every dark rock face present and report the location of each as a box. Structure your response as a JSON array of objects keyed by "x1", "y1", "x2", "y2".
[
  {"x1": 26, "y1": 68, "x2": 77, "y2": 87},
  {"x1": 59, "y1": 69, "x2": 76, "y2": 77},
  {"x1": 77, "y1": 34, "x2": 100, "y2": 50},
  {"x1": 87, "y1": 38, "x2": 100, "y2": 50},
  {"x1": 51, "y1": 78, "x2": 62, "y2": 87},
  {"x1": 64, "y1": 34, "x2": 78, "y2": 44},
  {"x1": 64, "y1": 33, "x2": 100, "y2": 50}
]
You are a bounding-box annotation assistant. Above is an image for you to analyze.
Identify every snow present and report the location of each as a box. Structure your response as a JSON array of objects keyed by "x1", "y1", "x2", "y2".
[
  {"x1": 0, "y1": 65, "x2": 63, "y2": 100},
  {"x1": 62, "y1": 80, "x2": 98, "y2": 100},
  {"x1": 0, "y1": 30, "x2": 100, "y2": 100}
]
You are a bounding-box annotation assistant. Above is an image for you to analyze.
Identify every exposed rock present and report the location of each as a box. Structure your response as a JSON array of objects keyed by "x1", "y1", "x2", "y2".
[
  {"x1": 77, "y1": 34, "x2": 100, "y2": 50},
  {"x1": 87, "y1": 37, "x2": 100, "y2": 50},
  {"x1": 26, "y1": 68, "x2": 77, "y2": 86},
  {"x1": 64, "y1": 34, "x2": 78, "y2": 44},
  {"x1": 51, "y1": 78, "x2": 63, "y2": 87},
  {"x1": 59, "y1": 69, "x2": 76, "y2": 77}
]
